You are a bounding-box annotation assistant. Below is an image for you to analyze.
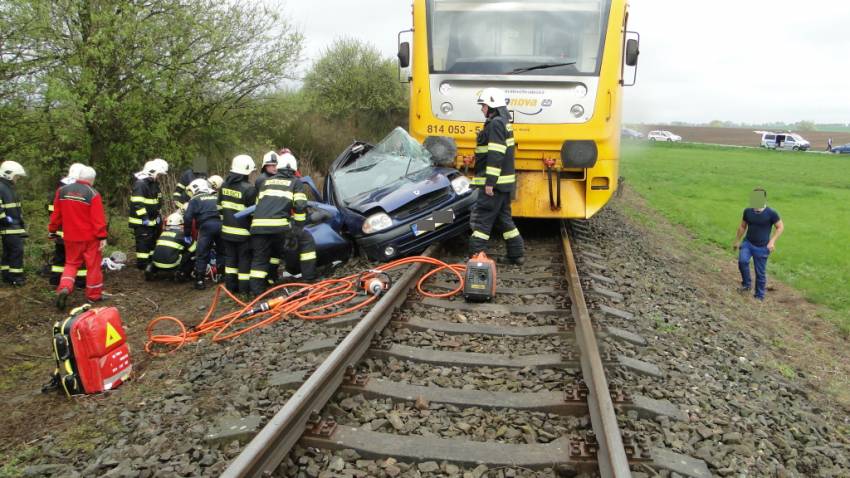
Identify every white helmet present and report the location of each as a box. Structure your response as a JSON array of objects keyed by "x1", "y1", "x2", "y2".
[
  {"x1": 231, "y1": 154, "x2": 256, "y2": 175},
  {"x1": 165, "y1": 212, "x2": 184, "y2": 227},
  {"x1": 187, "y1": 178, "x2": 211, "y2": 196},
  {"x1": 262, "y1": 151, "x2": 278, "y2": 167},
  {"x1": 67, "y1": 163, "x2": 87, "y2": 180},
  {"x1": 0, "y1": 161, "x2": 26, "y2": 181},
  {"x1": 208, "y1": 175, "x2": 223, "y2": 191},
  {"x1": 476, "y1": 87, "x2": 507, "y2": 108},
  {"x1": 279, "y1": 152, "x2": 297, "y2": 171},
  {"x1": 143, "y1": 159, "x2": 168, "y2": 178}
]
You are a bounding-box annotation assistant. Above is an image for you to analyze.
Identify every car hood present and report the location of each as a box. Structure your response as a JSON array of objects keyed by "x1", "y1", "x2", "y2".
[{"x1": 343, "y1": 169, "x2": 451, "y2": 216}]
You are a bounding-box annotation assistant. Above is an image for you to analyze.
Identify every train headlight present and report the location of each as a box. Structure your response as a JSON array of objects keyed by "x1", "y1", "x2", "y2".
[
  {"x1": 570, "y1": 104, "x2": 585, "y2": 118},
  {"x1": 440, "y1": 102, "x2": 454, "y2": 116},
  {"x1": 362, "y1": 213, "x2": 393, "y2": 234},
  {"x1": 561, "y1": 140, "x2": 598, "y2": 169}
]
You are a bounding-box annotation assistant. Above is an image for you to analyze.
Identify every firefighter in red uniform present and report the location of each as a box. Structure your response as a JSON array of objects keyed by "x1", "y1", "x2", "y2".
[
  {"x1": 47, "y1": 163, "x2": 87, "y2": 286},
  {"x1": 50, "y1": 166, "x2": 108, "y2": 310}
]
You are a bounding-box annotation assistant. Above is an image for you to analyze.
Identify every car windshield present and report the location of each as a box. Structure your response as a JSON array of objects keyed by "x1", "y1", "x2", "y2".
[
  {"x1": 332, "y1": 127, "x2": 434, "y2": 205},
  {"x1": 427, "y1": 0, "x2": 611, "y2": 75}
]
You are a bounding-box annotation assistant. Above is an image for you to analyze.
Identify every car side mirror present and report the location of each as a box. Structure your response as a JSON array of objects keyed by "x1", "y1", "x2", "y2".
[
  {"x1": 625, "y1": 39, "x2": 639, "y2": 66},
  {"x1": 398, "y1": 41, "x2": 410, "y2": 68}
]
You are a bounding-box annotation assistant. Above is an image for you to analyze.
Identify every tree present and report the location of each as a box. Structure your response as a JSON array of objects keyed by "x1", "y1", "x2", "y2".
[
  {"x1": 303, "y1": 38, "x2": 407, "y2": 129},
  {"x1": 0, "y1": 0, "x2": 303, "y2": 201}
]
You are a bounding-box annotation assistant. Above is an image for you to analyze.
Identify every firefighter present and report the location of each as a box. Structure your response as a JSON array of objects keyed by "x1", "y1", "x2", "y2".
[
  {"x1": 255, "y1": 151, "x2": 278, "y2": 191},
  {"x1": 219, "y1": 155, "x2": 257, "y2": 294},
  {"x1": 183, "y1": 178, "x2": 222, "y2": 289},
  {"x1": 129, "y1": 158, "x2": 168, "y2": 269},
  {"x1": 0, "y1": 161, "x2": 27, "y2": 286},
  {"x1": 146, "y1": 212, "x2": 195, "y2": 282},
  {"x1": 207, "y1": 175, "x2": 223, "y2": 192},
  {"x1": 47, "y1": 163, "x2": 87, "y2": 286},
  {"x1": 173, "y1": 160, "x2": 207, "y2": 209},
  {"x1": 49, "y1": 166, "x2": 108, "y2": 310},
  {"x1": 256, "y1": 151, "x2": 281, "y2": 281},
  {"x1": 281, "y1": 153, "x2": 317, "y2": 282},
  {"x1": 469, "y1": 87, "x2": 525, "y2": 264},
  {"x1": 248, "y1": 153, "x2": 314, "y2": 296}
]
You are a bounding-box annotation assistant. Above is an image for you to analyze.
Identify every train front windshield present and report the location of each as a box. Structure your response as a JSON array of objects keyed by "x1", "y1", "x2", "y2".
[{"x1": 427, "y1": 0, "x2": 611, "y2": 76}]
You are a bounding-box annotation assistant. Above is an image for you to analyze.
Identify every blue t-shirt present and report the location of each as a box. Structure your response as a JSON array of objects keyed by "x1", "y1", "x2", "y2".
[{"x1": 743, "y1": 207, "x2": 780, "y2": 247}]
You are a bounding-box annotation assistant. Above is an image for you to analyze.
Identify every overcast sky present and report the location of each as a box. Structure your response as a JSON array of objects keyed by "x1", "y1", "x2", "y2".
[{"x1": 283, "y1": 0, "x2": 849, "y2": 125}]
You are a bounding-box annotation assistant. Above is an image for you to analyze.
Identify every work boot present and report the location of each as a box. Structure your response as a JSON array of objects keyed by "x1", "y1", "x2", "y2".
[
  {"x1": 55, "y1": 289, "x2": 70, "y2": 311},
  {"x1": 737, "y1": 286, "x2": 751, "y2": 295},
  {"x1": 144, "y1": 264, "x2": 155, "y2": 282},
  {"x1": 10, "y1": 278, "x2": 26, "y2": 287},
  {"x1": 194, "y1": 280, "x2": 205, "y2": 290},
  {"x1": 508, "y1": 256, "x2": 525, "y2": 266}
]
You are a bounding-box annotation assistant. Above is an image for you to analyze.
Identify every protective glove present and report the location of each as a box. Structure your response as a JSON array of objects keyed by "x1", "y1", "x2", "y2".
[
  {"x1": 5, "y1": 216, "x2": 12, "y2": 224},
  {"x1": 155, "y1": 216, "x2": 162, "y2": 225},
  {"x1": 142, "y1": 218, "x2": 151, "y2": 227},
  {"x1": 183, "y1": 236, "x2": 193, "y2": 245},
  {"x1": 48, "y1": 232, "x2": 59, "y2": 240}
]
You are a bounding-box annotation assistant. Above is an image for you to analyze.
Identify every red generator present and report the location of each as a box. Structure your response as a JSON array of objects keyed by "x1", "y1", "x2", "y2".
[{"x1": 50, "y1": 305, "x2": 132, "y2": 396}]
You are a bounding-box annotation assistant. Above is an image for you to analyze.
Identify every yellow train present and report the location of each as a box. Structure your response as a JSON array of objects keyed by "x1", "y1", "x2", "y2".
[{"x1": 398, "y1": 0, "x2": 640, "y2": 218}]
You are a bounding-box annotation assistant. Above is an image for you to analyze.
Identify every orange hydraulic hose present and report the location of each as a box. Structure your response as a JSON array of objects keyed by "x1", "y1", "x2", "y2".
[{"x1": 145, "y1": 255, "x2": 467, "y2": 356}]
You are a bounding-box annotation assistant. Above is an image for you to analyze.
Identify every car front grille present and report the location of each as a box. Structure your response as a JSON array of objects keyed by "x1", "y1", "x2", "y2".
[{"x1": 392, "y1": 188, "x2": 452, "y2": 220}]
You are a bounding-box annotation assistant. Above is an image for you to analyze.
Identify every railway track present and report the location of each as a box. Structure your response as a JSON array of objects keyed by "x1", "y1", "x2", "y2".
[{"x1": 219, "y1": 221, "x2": 705, "y2": 478}]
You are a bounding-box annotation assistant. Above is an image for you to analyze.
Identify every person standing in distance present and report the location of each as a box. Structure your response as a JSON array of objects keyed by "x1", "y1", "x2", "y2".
[
  {"x1": 733, "y1": 188, "x2": 784, "y2": 301},
  {"x1": 468, "y1": 87, "x2": 524, "y2": 264}
]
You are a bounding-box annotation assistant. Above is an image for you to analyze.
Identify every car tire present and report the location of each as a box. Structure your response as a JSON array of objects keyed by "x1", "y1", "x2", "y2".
[
  {"x1": 667, "y1": 139, "x2": 672, "y2": 142},
  {"x1": 650, "y1": 138, "x2": 656, "y2": 142},
  {"x1": 792, "y1": 146, "x2": 800, "y2": 151}
]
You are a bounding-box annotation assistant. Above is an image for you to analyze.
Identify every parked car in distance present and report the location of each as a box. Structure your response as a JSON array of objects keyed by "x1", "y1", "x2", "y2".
[
  {"x1": 647, "y1": 130, "x2": 682, "y2": 142},
  {"x1": 757, "y1": 131, "x2": 811, "y2": 151},
  {"x1": 830, "y1": 143, "x2": 850, "y2": 154},
  {"x1": 621, "y1": 127, "x2": 644, "y2": 140},
  {"x1": 318, "y1": 127, "x2": 475, "y2": 262}
]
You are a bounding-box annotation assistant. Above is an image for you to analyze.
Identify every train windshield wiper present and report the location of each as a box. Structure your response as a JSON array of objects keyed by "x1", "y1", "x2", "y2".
[{"x1": 507, "y1": 62, "x2": 576, "y2": 75}]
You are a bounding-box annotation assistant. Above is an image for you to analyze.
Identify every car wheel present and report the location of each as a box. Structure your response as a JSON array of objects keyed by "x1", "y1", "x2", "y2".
[
  {"x1": 667, "y1": 139, "x2": 672, "y2": 142},
  {"x1": 650, "y1": 138, "x2": 656, "y2": 142},
  {"x1": 793, "y1": 146, "x2": 800, "y2": 151}
]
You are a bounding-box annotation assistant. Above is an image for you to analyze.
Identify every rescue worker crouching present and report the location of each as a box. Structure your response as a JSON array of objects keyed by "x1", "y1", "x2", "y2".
[
  {"x1": 219, "y1": 155, "x2": 257, "y2": 295},
  {"x1": 47, "y1": 163, "x2": 88, "y2": 287},
  {"x1": 249, "y1": 152, "x2": 316, "y2": 296},
  {"x1": 146, "y1": 212, "x2": 195, "y2": 282},
  {"x1": 469, "y1": 87, "x2": 525, "y2": 264},
  {"x1": 183, "y1": 178, "x2": 222, "y2": 290},
  {"x1": 0, "y1": 161, "x2": 28, "y2": 286},
  {"x1": 129, "y1": 158, "x2": 168, "y2": 269}
]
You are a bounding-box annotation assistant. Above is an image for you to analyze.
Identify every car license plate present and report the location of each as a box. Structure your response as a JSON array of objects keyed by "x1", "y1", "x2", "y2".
[{"x1": 411, "y1": 209, "x2": 455, "y2": 237}]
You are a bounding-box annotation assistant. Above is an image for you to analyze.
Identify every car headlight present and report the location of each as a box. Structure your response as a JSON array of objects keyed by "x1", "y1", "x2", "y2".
[
  {"x1": 362, "y1": 212, "x2": 393, "y2": 234},
  {"x1": 451, "y1": 176, "x2": 471, "y2": 195}
]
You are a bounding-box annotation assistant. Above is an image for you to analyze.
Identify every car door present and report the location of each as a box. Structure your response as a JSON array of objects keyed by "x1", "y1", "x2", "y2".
[{"x1": 784, "y1": 135, "x2": 796, "y2": 150}]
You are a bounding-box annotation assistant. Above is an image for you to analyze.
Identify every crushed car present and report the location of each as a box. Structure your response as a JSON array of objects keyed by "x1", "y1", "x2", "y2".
[{"x1": 282, "y1": 127, "x2": 474, "y2": 274}]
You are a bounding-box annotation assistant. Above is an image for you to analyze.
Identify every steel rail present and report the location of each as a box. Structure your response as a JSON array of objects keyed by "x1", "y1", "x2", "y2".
[
  {"x1": 560, "y1": 220, "x2": 632, "y2": 477},
  {"x1": 222, "y1": 245, "x2": 440, "y2": 478}
]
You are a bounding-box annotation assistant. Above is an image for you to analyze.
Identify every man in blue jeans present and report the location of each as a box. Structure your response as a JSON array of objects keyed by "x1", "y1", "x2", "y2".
[{"x1": 733, "y1": 188, "x2": 784, "y2": 300}]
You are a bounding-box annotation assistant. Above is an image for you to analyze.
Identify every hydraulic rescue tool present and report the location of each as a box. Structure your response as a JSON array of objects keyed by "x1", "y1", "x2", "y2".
[{"x1": 463, "y1": 252, "x2": 497, "y2": 302}]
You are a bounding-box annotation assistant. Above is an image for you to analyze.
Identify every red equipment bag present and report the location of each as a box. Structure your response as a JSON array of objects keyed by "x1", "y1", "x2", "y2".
[{"x1": 48, "y1": 304, "x2": 132, "y2": 396}]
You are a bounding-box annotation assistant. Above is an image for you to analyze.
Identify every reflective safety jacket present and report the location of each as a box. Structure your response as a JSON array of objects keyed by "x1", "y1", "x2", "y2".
[
  {"x1": 0, "y1": 177, "x2": 26, "y2": 236},
  {"x1": 48, "y1": 180, "x2": 107, "y2": 242},
  {"x1": 128, "y1": 174, "x2": 162, "y2": 227},
  {"x1": 183, "y1": 191, "x2": 220, "y2": 238},
  {"x1": 472, "y1": 106, "x2": 516, "y2": 193},
  {"x1": 151, "y1": 228, "x2": 196, "y2": 270},
  {"x1": 254, "y1": 170, "x2": 274, "y2": 192},
  {"x1": 250, "y1": 170, "x2": 308, "y2": 235},
  {"x1": 173, "y1": 169, "x2": 207, "y2": 209},
  {"x1": 219, "y1": 173, "x2": 257, "y2": 242}
]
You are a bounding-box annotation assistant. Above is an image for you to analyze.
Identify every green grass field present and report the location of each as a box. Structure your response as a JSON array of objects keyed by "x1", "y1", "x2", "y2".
[{"x1": 621, "y1": 142, "x2": 850, "y2": 333}]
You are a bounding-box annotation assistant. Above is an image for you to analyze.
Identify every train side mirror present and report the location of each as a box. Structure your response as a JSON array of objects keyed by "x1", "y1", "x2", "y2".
[
  {"x1": 625, "y1": 39, "x2": 639, "y2": 66},
  {"x1": 398, "y1": 41, "x2": 410, "y2": 68}
]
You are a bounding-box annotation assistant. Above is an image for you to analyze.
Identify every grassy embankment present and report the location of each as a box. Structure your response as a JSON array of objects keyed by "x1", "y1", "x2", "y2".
[{"x1": 621, "y1": 142, "x2": 850, "y2": 334}]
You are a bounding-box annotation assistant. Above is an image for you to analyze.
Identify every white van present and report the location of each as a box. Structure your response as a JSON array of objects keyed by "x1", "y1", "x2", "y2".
[{"x1": 758, "y1": 132, "x2": 810, "y2": 151}]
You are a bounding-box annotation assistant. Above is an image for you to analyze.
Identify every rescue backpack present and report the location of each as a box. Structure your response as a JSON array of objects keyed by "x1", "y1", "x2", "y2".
[{"x1": 43, "y1": 304, "x2": 132, "y2": 396}]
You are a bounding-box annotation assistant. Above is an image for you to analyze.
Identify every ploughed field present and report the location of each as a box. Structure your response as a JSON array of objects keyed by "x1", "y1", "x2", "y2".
[{"x1": 633, "y1": 125, "x2": 850, "y2": 150}]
